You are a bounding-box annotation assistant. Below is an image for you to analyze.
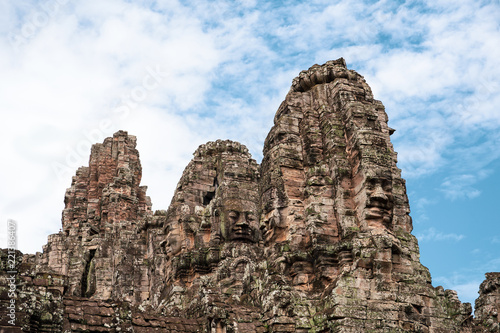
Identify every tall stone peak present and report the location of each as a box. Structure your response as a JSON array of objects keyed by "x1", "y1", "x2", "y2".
[
  {"x1": 1, "y1": 60, "x2": 498, "y2": 332},
  {"x1": 290, "y1": 58, "x2": 360, "y2": 94},
  {"x1": 62, "y1": 130, "x2": 151, "y2": 234}
]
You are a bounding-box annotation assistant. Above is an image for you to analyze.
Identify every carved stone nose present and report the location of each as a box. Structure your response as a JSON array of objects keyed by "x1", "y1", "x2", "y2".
[
  {"x1": 371, "y1": 185, "x2": 388, "y2": 202},
  {"x1": 236, "y1": 217, "x2": 249, "y2": 227}
]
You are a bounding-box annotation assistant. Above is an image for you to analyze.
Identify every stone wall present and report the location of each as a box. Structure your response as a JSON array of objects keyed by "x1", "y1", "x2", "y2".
[{"x1": 1, "y1": 59, "x2": 498, "y2": 332}]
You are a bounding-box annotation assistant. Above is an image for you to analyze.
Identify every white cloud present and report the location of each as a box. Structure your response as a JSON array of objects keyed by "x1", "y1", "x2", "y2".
[
  {"x1": 337, "y1": 1, "x2": 500, "y2": 183},
  {"x1": 416, "y1": 227, "x2": 465, "y2": 242},
  {"x1": 410, "y1": 197, "x2": 436, "y2": 223},
  {"x1": 453, "y1": 282, "x2": 481, "y2": 305},
  {"x1": 0, "y1": 0, "x2": 226, "y2": 253},
  {"x1": 439, "y1": 170, "x2": 492, "y2": 200}
]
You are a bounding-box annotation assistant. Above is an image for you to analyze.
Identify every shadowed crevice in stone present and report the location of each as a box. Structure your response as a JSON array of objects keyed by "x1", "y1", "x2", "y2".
[
  {"x1": 203, "y1": 176, "x2": 218, "y2": 206},
  {"x1": 81, "y1": 249, "x2": 96, "y2": 298}
]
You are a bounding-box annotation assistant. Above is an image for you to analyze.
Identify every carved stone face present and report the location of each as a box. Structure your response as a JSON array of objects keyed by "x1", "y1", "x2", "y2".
[
  {"x1": 164, "y1": 223, "x2": 182, "y2": 259},
  {"x1": 290, "y1": 261, "x2": 313, "y2": 290},
  {"x1": 364, "y1": 176, "x2": 394, "y2": 226},
  {"x1": 222, "y1": 198, "x2": 259, "y2": 243}
]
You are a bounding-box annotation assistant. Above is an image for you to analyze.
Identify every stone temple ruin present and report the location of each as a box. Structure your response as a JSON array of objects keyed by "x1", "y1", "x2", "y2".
[{"x1": 1, "y1": 59, "x2": 499, "y2": 332}]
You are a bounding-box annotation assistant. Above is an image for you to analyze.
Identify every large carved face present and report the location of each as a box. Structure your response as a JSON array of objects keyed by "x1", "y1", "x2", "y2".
[
  {"x1": 163, "y1": 222, "x2": 182, "y2": 259},
  {"x1": 221, "y1": 198, "x2": 259, "y2": 243},
  {"x1": 364, "y1": 176, "x2": 394, "y2": 226}
]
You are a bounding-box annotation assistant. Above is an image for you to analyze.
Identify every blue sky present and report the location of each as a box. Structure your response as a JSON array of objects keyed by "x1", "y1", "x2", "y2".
[{"x1": 1, "y1": 0, "x2": 499, "y2": 308}]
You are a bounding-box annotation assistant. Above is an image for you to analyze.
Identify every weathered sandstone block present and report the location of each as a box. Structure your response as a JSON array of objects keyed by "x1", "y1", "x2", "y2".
[{"x1": 1, "y1": 59, "x2": 497, "y2": 332}]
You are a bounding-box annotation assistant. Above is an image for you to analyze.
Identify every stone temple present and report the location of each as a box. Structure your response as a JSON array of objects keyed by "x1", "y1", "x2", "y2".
[{"x1": 1, "y1": 59, "x2": 499, "y2": 332}]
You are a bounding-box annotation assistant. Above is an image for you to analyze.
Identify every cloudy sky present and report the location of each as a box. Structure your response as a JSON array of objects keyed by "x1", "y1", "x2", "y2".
[{"x1": 1, "y1": 0, "x2": 499, "y2": 307}]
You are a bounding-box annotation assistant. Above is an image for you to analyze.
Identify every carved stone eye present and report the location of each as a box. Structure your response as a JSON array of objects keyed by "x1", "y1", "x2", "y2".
[
  {"x1": 366, "y1": 178, "x2": 377, "y2": 189},
  {"x1": 382, "y1": 180, "x2": 392, "y2": 191},
  {"x1": 228, "y1": 211, "x2": 239, "y2": 220}
]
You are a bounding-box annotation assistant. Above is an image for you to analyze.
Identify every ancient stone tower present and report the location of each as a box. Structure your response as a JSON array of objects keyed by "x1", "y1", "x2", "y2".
[{"x1": 1, "y1": 59, "x2": 499, "y2": 332}]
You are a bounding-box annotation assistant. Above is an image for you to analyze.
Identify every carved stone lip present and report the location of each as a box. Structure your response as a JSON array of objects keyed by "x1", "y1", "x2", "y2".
[
  {"x1": 365, "y1": 207, "x2": 390, "y2": 219},
  {"x1": 367, "y1": 197, "x2": 392, "y2": 209},
  {"x1": 233, "y1": 231, "x2": 251, "y2": 237},
  {"x1": 231, "y1": 229, "x2": 254, "y2": 242},
  {"x1": 199, "y1": 221, "x2": 211, "y2": 230}
]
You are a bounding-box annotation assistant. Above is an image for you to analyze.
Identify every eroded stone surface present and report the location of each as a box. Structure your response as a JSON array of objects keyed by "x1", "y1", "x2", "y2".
[
  {"x1": 1, "y1": 59, "x2": 498, "y2": 332},
  {"x1": 475, "y1": 273, "x2": 500, "y2": 331}
]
